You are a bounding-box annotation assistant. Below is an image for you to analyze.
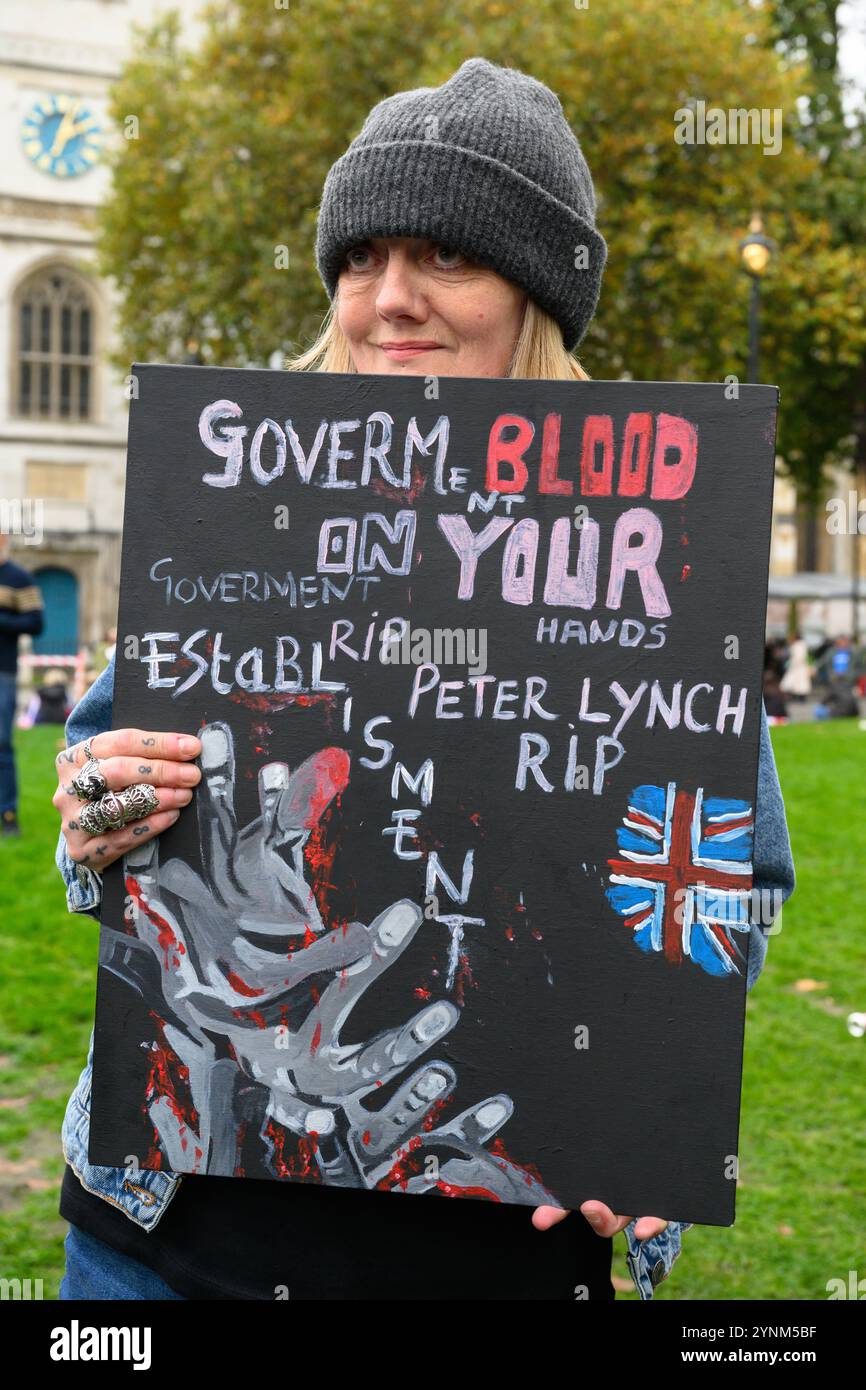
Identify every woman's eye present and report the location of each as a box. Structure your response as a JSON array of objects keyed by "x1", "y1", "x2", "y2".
[
  {"x1": 344, "y1": 245, "x2": 373, "y2": 270},
  {"x1": 432, "y1": 244, "x2": 467, "y2": 269}
]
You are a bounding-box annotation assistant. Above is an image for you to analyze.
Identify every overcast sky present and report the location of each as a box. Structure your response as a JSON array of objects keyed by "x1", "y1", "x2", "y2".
[{"x1": 839, "y1": 0, "x2": 866, "y2": 118}]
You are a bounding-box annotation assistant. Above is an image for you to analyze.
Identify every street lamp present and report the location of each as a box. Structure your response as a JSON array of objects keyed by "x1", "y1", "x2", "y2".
[{"x1": 738, "y1": 212, "x2": 775, "y2": 382}]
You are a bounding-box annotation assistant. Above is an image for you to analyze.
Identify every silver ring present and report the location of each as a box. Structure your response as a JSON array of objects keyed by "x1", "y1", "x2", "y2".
[
  {"x1": 79, "y1": 783, "x2": 160, "y2": 836},
  {"x1": 71, "y1": 757, "x2": 108, "y2": 802}
]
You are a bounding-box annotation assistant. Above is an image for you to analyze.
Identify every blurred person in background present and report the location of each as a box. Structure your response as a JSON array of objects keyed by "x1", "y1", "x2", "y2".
[
  {"x1": 19, "y1": 668, "x2": 72, "y2": 730},
  {"x1": 763, "y1": 669, "x2": 788, "y2": 722},
  {"x1": 814, "y1": 635, "x2": 862, "y2": 719},
  {"x1": 763, "y1": 636, "x2": 788, "y2": 682},
  {"x1": 0, "y1": 531, "x2": 45, "y2": 836},
  {"x1": 779, "y1": 631, "x2": 812, "y2": 704},
  {"x1": 825, "y1": 634, "x2": 853, "y2": 679}
]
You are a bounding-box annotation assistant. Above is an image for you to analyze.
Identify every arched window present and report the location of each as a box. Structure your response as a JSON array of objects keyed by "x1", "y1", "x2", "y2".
[{"x1": 14, "y1": 266, "x2": 96, "y2": 421}]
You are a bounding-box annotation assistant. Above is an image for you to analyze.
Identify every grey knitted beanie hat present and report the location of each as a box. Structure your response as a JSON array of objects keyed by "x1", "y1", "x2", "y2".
[{"x1": 315, "y1": 58, "x2": 607, "y2": 353}]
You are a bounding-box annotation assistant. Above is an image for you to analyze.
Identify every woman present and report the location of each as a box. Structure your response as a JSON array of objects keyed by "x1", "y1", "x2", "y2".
[
  {"x1": 779, "y1": 633, "x2": 812, "y2": 703},
  {"x1": 54, "y1": 57, "x2": 795, "y2": 1300}
]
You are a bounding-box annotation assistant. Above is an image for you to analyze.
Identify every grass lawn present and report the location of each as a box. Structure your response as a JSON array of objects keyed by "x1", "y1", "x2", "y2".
[{"x1": 0, "y1": 719, "x2": 863, "y2": 1300}]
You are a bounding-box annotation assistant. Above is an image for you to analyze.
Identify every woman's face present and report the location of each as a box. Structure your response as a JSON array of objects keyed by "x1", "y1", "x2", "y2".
[{"x1": 337, "y1": 236, "x2": 527, "y2": 378}]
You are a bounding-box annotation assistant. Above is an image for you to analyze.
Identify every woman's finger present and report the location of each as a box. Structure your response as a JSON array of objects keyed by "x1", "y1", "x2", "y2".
[
  {"x1": 631, "y1": 1215, "x2": 669, "y2": 1240},
  {"x1": 532, "y1": 1205, "x2": 570, "y2": 1230},
  {"x1": 58, "y1": 753, "x2": 202, "y2": 797},
  {"x1": 579, "y1": 1200, "x2": 669, "y2": 1240},
  {"x1": 580, "y1": 1200, "x2": 631, "y2": 1236},
  {"x1": 57, "y1": 728, "x2": 201, "y2": 771},
  {"x1": 61, "y1": 784, "x2": 193, "y2": 838},
  {"x1": 61, "y1": 787, "x2": 194, "y2": 872},
  {"x1": 65, "y1": 805, "x2": 185, "y2": 874}
]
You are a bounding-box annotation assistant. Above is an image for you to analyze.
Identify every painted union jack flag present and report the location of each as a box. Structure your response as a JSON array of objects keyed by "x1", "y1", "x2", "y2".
[{"x1": 605, "y1": 783, "x2": 754, "y2": 978}]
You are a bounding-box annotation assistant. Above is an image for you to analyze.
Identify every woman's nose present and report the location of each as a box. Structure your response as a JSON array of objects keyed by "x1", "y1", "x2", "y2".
[{"x1": 375, "y1": 255, "x2": 427, "y2": 319}]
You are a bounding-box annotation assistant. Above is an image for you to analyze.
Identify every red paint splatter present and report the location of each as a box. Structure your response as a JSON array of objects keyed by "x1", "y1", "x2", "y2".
[
  {"x1": 232, "y1": 1008, "x2": 267, "y2": 1029},
  {"x1": 142, "y1": 1014, "x2": 200, "y2": 1161},
  {"x1": 293, "y1": 1136, "x2": 320, "y2": 1177},
  {"x1": 421, "y1": 1097, "x2": 451, "y2": 1132},
  {"x1": 436, "y1": 1181, "x2": 502, "y2": 1201},
  {"x1": 222, "y1": 967, "x2": 265, "y2": 998},
  {"x1": 680, "y1": 563, "x2": 692, "y2": 581},
  {"x1": 375, "y1": 1134, "x2": 503, "y2": 1201},
  {"x1": 411, "y1": 822, "x2": 445, "y2": 856},
  {"x1": 301, "y1": 749, "x2": 350, "y2": 829},
  {"x1": 263, "y1": 1118, "x2": 291, "y2": 1177},
  {"x1": 126, "y1": 874, "x2": 184, "y2": 970},
  {"x1": 453, "y1": 951, "x2": 476, "y2": 1008},
  {"x1": 263, "y1": 1119, "x2": 324, "y2": 1182},
  {"x1": 369, "y1": 458, "x2": 427, "y2": 503},
  {"x1": 233, "y1": 1120, "x2": 248, "y2": 1178},
  {"x1": 375, "y1": 1135, "x2": 424, "y2": 1191},
  {"x1": 490, "y1": 1137, "x2": 549, "y2": 1190},
  {"x1": 227, "y1": 690, "x2": 337, "y2": 713},
  {"x1": 304, "y1": 816, "x2": 339, "y2": 926}
]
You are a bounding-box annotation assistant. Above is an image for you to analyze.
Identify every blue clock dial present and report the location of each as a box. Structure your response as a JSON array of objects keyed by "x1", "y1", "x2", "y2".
[{"x1": 22, "y1": 95, "x2": 102, "y2": 179}]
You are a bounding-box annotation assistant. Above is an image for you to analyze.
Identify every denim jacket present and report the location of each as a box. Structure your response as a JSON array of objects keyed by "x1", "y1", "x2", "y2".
[{"x1": 57, "y1": 653, "x2": 796, "y2": 1299}]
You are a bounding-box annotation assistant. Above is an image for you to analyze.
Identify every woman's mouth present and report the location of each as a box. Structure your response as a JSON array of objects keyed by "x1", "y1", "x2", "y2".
[{"x1": 378, "y1": 342, "x2": 442, "y2": 360}]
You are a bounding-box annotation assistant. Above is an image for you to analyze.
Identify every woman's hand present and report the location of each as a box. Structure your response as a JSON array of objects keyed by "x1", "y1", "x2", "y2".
[
  {"x1": 532, "y1": 1202, "x2": 668, "y2": 1241},
  {"x1": 54, "y1": 728, "x2": 202, "y2": 874}
]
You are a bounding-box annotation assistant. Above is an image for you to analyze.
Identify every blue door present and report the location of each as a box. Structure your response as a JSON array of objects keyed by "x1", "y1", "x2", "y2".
[{"x1": 33, "y1": 567, "x2": 78, "y2": 655}]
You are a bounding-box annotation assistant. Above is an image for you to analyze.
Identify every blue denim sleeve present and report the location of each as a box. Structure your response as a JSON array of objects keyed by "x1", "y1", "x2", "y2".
[
  {"x1": 623, "y1": 705, "x2": 796, "y2": 1298},
  {"x1": 746, "y1": 702, "x2": 796, "y2": 992},
  {"x1": 624, "y1": 1219, "x2": 692, "y2": 1298},
  {"x1": 54, "y1": 655, "x2": 116, "y2": 919}
]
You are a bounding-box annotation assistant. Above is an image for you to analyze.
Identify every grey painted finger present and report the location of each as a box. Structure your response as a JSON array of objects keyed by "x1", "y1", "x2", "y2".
[
  {"x1": 196, "y1": 722, "x2": 240, "y2": 906},
  {"x1": 325, "y1": 1000, "x2": 460, "y2": 1093},
  {"x1": 310, "y1": 899, "x2": 424, "y2": 1035},
  {"x1": 347, "y1": 1062, "x2": 457, "y2": 1165}
]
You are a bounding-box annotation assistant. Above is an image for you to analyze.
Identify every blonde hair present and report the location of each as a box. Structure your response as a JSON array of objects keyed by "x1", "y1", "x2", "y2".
[{"x1": 284, "y1": 292, "x2": 591, "y2": 380}]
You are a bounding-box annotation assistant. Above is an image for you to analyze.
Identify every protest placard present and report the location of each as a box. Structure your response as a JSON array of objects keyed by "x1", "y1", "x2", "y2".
[{"x1": 89, "y1": 365, "x2": 778, "y2": 1224}]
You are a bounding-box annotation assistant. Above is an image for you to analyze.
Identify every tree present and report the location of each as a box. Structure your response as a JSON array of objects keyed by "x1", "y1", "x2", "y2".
[
  {"x1": 762, "y1": 0, "x2": 866, "y2": 534},
  {"x1": 96, "y1": 0, "x2": 866, "y2": 505}
]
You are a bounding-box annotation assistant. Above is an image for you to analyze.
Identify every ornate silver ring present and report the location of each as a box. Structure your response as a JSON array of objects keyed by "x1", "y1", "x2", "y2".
[
  {"x1": 79, "y1": 783, "x2": 160, "y2": 836},
  {"x1": 71, "y1": 757, "x2": 108, "y2": 802}
]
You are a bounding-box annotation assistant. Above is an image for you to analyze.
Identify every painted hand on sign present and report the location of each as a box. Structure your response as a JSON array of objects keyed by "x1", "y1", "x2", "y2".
[{"x1": 118, "y1": 722, "x2": 556, "y2": 1201}]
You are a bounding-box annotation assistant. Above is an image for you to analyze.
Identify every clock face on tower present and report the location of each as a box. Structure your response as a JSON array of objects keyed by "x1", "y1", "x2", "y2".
[{"x1": 21, "y1": 94, "x2": 102, "y2": 178}]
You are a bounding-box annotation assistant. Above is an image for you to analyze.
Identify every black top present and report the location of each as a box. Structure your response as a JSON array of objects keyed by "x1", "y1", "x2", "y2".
[
  {"x1": 0, "y1": 558, "x2": 44, "y2": 675},
  {"x1": 61, "y1": 1163, "x2": 614, "y2": 1301}
]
